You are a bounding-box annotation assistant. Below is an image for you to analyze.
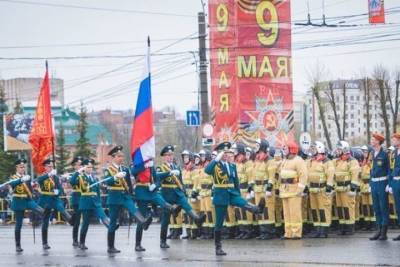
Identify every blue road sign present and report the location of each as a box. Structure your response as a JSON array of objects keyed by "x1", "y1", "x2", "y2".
[{"x1": 186, "y1": 110, "x2": 200, "y2": 126}]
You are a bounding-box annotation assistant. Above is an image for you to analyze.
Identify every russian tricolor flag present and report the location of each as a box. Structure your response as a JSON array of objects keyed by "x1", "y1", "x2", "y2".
[{"x1": 131, "y1": 37, "x2": 155, "y2": 167}]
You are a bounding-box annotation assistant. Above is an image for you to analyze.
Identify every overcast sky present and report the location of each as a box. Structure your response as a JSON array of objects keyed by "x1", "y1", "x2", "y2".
[{"x1": 0, "y1": 0, "x2": 399, "y2": 118}]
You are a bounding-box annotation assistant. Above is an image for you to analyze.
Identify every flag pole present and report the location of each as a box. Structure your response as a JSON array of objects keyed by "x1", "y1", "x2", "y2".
[{"x1": 46, "y1": 60, "x2": 56, "y2": 169}]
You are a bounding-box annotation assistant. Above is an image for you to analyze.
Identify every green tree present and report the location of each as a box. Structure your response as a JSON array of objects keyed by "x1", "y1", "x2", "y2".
[
  {"x1": 56, "y1": 120, "x2": 70, "y2": 175},
  {"x1": 0, "y1": 84, "x2": 16, "y2": 183},
  {"x1": 14, "y1": 98, "x2": 23, "y2": 114},
  {"x1": 74, "y1": 103, "x2": 94, "y2": 159}
]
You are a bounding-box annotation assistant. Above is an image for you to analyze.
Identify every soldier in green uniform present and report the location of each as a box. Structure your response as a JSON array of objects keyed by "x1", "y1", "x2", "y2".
[
  {"x1": 205, "y1": 142, "x2": 265, "y2": 256},
  {"x1": 156, "y1": 145, "x2": 206, "y2": 249},
  {"x1": 131, "y1": 158, "x2": 181, "y2": 252},
  {"x1": 103, "y1": 145, "x2": 152, "y2": 254},
  {"x1": 37, "y1": 158, "x2": 73, "y2": 250},
  {"x1": 7, "y1": 159, "x2": 44, "y2": 252},
  {"x1": 69, "y1": 156, "x2": 84, "y2": 247},
  {"x1": 69, "y1": 159, "x2": 112, "y2": 250}
]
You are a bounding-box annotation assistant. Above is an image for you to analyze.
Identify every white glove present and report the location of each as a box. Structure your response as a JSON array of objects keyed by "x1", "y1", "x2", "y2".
[
  {"x1": 21, "y1": 175, "x2": 30, "y2": 182},
  {"x1": 145, "y1": 161, "x2": 154, "y2": 168},
  {"x1": 347, "y1": 191, "x2": 356, "y2": 197},
  {"x1": 49, "y1": 169, "x2": 57, "y2": 176},
  {"x1": 53, "y1": 189, "x2": 59, "y2": 195},
  {"x1": 265, "y1": 191, "x2": 272, "y2": 198},
  {"x1": 246, "y1": 193, "x2": 252, "y2": 200},
  {"x1": 215, "y1": 151, "x2": 224, "y2": 162},
  {"x1": 78, "y1": 167, "x2": 85, "y2": 174},
  {"x1": 149, "y1": 183, "x2": 156, "y2": 192},
  {"x1": 367, "y1": 187, "x2": 371, "y2": 193},
  {"x1": 170, "y1": 170, "x2": 180, "y2": 176},
  {"x1": 190, "y1": 198, "x2": 197, "y2": 203},
  {"x1": 115, "y1": 172, "x2": 126, "y2": 178},
  {"x1": 389, "y1": 187, "x2": 393, "y2": 195}
]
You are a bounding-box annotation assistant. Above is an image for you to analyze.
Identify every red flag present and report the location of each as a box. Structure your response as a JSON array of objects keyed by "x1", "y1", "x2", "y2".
[
  {"x1": 368, "y1": 0, "x2": 385, "y2": 24},
  {"x1": 28, "y1": 63, "x2": 55, "y2": 174}
]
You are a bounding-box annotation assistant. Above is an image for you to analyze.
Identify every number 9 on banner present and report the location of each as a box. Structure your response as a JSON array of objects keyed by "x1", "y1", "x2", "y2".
[
  {"x1": 256, "y1": 1, "x2": 278, "y2": 46},
  {"x1": 217, "y1": 3, "x2": 228, "y2": 32}
]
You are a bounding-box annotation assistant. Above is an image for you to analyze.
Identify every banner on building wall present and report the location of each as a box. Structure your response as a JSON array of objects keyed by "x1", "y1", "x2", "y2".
[
  {"x1": 209, "y1": 0, "x2": 293, "y2": 148},
  {"x1": 368, "y1": 0, "x2": 385, "y2": 24},
  {"x1": 4, "y1": 113, "x2": 34, "y2": 151}
]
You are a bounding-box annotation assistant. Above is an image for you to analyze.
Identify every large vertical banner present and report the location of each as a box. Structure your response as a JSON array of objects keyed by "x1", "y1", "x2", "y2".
[
  {"x1": 209, "y1": 0, "x2": 293, "y2": 147},
  {"x1": 368, "y1": 0, "x2": 385, "y2": 24}
]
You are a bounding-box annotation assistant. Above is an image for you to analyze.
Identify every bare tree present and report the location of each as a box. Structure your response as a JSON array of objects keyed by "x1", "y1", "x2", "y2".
[
  {"x1": 386, "y1": 69, "x2": 400, "y2": 133},
  {"x1": 325, "y1": 81, "x2": 342, "y2": 141},
  {"x1": 372, "y1": 65, "x2": 391, "y2": 146},
  {"x1": 342, "y1": 81, "x2": 347, "y2": 140},
  {"x1": 307, "y1": 63, "x2": 332, "y2": 150},
  {"x1": 362, "y1": 77, "x2": 372, "y2": 143}
]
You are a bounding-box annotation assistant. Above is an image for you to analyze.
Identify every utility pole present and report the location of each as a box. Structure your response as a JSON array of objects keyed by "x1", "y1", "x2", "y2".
[{"x1": 198, "y1": 12, "x2": 209, "y2": 124}]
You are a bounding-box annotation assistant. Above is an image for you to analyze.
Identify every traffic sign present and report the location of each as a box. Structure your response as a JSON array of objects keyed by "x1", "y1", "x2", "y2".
[
  {"x1": 299, "y1": 132, "x2": 312, "y2": 150},
  {"x1": 202, "y1": 123, "x2": 214, "y2": 137},
  {"x1": 186, "y1": 110, "x2": 201, "y2": 126}
]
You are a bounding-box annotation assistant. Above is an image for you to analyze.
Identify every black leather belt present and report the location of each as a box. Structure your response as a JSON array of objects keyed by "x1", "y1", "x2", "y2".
[
  {"x1": 255, "y1": 180, "x2": 265, "y2": 186},
  {"x1": 281, "y1": 178, "x2": 296, "y2": 184},
  {"x1": 336, "y1": 181, "x2": 350, "y2": 186},
  {"x1": 184, "y1": 184, "x2": 194, "y2": 189},
  {"x1": 310, "y1": 182, "x2": 327, "y2": 188},
  {"x1": 239, "y1": 182, "x2": 248, "y2": 189},
  {"x1": 201, "y1": 184, "x2": 212, "y2": 190}
]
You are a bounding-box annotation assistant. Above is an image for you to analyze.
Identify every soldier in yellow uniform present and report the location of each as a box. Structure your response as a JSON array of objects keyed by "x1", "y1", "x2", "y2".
[
  {"x1": 334, "y1": 141, "x2": 361, "y2": 235},
  {"x1": 269, "y1": 149, "x2": 284, "y2": 237},
  {"x1": 280, "y1": 140, "x2": 308, "y2": 239},
  {"x1": 196, "y1": 154, "x2": 215, "y2": 239},
  {"x1": 307, "y1": 141, "x2": 335, "y2": 238},
  {"x1": 360, "y1": 145, "x2": 375, "y2": 230},
  {"x1": 244, "y1": 147, "x2": 256, "y2": 238},
  {"x1": 181, "y1": 150, "x2": 199, "y2": 239},
  {"x1": 232, "y1": 143, "x2": 253, "y2": 239},
  {"x1": 250, "y1": 139, "x2": 273, "y2": 239}
]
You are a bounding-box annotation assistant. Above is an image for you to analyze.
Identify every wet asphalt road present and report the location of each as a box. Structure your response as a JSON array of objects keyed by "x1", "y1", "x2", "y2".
[{"x1": 0, "y1": 224, "x2": 399, "y2": 267}]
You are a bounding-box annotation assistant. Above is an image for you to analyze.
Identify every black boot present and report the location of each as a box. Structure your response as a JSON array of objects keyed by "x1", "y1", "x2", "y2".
[
  {"x1": 15, "y1": 230, "x2": 23, "y2": 252},
  {"x1": 215, "y1": 230, "x2": 227, "y2": 256},
  {"x1": 182, "y1": 228, "x2": 191, "y2": 239},
  {"x1": 393, "y1": 234, "x2": 400, "y2": 241},
  {"x1": 310, "y1": 226, "x2": 321, "y2": 238},
  {"x1": 378, "y1": 225, "x2": 388, "y2": 240},
  {"x1": 165, "y1": 203, "x2": 182, "y2": 218},
  {"x1": 261, "y1": 225, "x2": 276, "y2": 240},
  {"x1": 133, "y1": 211, "x2": 152, "y2": 231},
  {"x1": 338, "y1": 224, "x2": 346, "y2": 235},
  {"x1": 72, "y1": 220, "x2": 79, "y2": 247},
  {"x1": 241, "y1": 225, "x2": 253, "y2": 240},
  {"x1": 187, "y1": 210, "x2": 206, "y2": 228},
  {"x1": 256, "y1": 225, "x2": 267, "y2": 240},
  {"x1": 167, "y1": 228, "x2": 174, "y2": 239},
  {"x1": 79, "y1": 232, "x2": 88, "y2": 250},
  {"x1": 135, "y1": 227, "x2": 146, "y2": 252},
  {"x1": 347, "y1": 224, "x2": 355, "y2": 235},
  {"x1": 369, "y1": 225, "x2": 381, "y2": 240},
  {"x1": 235, "y1": 225, "x2": 244, "y2": 239},
  {"x1": 200, "y1": 227, "x2": 208, "y2": 239},
  {"x1": 171, "y1": 228, "x2": 180, "y2": 239},
  {"x1": 319, "y1": 226, "x2": 328, "y2": 238},
  {"x1": 61, "y1": 210, "x2": 74, "y2": 226},
  {"x1": 42, "y1": 229, "x2": 51, "y2": 250},
  {"x1": 107, "y1": 232, "x2": 120, "y2": 253},
  {"x1": 191, "y1": 228, "x2": 199, "y2": 239},
  {"x1": 244, "y1": 198, "x2": 265, "y2": 214},
  {"x1": 160, "y1": 227, "x2": 170, "y2": 249}
]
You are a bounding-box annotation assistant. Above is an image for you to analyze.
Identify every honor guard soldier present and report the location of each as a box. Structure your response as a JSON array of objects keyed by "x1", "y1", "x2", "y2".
[
  {"x1": 307, "y1": 141, "x2": 335, "y2": 238},
  {"x1": 69, "y1": 156, "x2": 84, "y2": 247},
  {"x1": 104, "y1": 145, "x2": 152, "y2": 254},
  {"x1": 205, "y1": 141, "x2": 265, "y2": 256},
  {"x1": 131, "y1": 158, "x2": 181, "y2": 252},
  {"x1": 279, "y1": 141, "x2": 308, "y2": 239},
  {"x1": 70, "y1": 159, "x2": 112, "y2": 250},
  {"x1": 334, "y1": 141, "x2": 361, "y2": 235},
  {"x1": 156, "y1": 145, "x2": 206, "y2": 249},
  {"x1": 390, "y1": 133, "x2": 400, "y2": 240},
  {"x1": 369, "y1": 133, "x2": 390, "y2": 241},
  {"x1": 37, "y1": 158, "x2": 73, "y2": 250},
  {"x1": 360, "y1": 145, "x2": 375, "y2": 230},
  {"x1": 387, "y1": 146, "x2": 398, "y2": 228},
  {"x1": 7, "y1": 159, "x2": 45, "y2": 252}
]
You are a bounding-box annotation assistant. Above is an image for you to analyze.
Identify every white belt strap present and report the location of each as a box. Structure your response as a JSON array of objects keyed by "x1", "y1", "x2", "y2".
[{"x1": 371, "y1": 176, "x2": 387, "y2": 182}]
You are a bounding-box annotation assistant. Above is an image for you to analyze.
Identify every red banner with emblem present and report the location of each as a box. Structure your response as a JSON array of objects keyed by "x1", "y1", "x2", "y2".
[
  {"x1": 368, "y1": 0, "x2": 385, "y2": 24},
  {"x1": 209, "y1": 0, "x2": 293, "y2": 148},
  {"x1": 28, "y1": 66, "x2": 55, "y2": 174}
]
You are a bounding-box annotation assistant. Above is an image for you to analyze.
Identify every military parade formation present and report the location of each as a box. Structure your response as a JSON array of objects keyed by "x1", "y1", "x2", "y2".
[{"x1": 3, "y1": 132, "x2": 400, "y2": 256}]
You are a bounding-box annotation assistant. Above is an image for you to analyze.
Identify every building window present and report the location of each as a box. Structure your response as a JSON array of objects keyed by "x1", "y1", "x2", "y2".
[
  {"x1": 350, "y1": 96, "x2": 354, "y2": 101},
  {"x1": 351, "y1": 114, "x2": 354, "y2": 119},
  {"x1": 357, "y1": 96, "x2": 360, "y2": 101},
  {"x1": 351, "y1": 105, "x2": 354, "y2": 110},
  {"x1": 351, "y1": 123, "x2": 354, "y2": 128}
]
